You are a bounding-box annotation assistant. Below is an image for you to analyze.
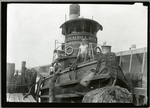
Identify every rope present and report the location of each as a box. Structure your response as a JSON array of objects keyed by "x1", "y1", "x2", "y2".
[
  {"x1": 22, "y1": 79, "x2": 42, "y2": 102},
  {"x1": 69, "y1": 58, "x2": 80, "y2": 80},
  {"x1": 33, "y1": 68, "x2": 44, "y2": 78},
  {"x1": 22, "y1": 71, "x2": 45, "y2": 102}
]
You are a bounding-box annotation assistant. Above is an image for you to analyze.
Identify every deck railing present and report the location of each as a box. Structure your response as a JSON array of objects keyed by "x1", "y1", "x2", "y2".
[{"x1": 52, "y1": 42, "x2": 102, "y2": 61}]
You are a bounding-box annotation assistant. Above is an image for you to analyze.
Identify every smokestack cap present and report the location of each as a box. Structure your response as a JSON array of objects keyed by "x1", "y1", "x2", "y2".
[{"x1": 69, "y1": 4, "x2": 80, "y2": 20}]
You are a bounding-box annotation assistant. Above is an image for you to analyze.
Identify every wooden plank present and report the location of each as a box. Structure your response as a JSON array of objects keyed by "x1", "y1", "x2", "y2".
[
  {"x1": 24, "y1": 96, "x2": 31, "y2": 102},
  {"x1": 7, "y1": 93, "x2": 10, "y2": 102},
  {"x1": 18, "y1": 93, "x2": 23, "y2": 102},
  {"x1": 14, "y1": 93, "x2": 20, "y2": 102},
  {"x1": 28, "y1": 95, "x2": 36, "y2": 102},
  {"x1": 26, "y1": 95, "x2": 32, "y2": 102},
  {"x1": 9, "y1": 94, "x2": 15, "y2": 102}
]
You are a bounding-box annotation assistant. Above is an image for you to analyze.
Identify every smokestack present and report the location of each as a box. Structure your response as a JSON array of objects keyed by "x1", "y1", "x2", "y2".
[{"x1": 69, "y1": 4, "x2": 80, "y2": 20}]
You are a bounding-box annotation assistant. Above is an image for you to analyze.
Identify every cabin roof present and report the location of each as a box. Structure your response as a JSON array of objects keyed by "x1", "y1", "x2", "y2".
[{"x1": 60, "y1": 18, "x2": 103, "y2": 32}]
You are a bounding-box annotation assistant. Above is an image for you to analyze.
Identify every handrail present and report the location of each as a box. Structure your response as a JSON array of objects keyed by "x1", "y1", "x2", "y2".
[
  {"x1": 54, "y1": 42, "x2": 102, "y2": 52},
  {"x1": 53, "y1": 42, "x2": 102, "y2": 61}
]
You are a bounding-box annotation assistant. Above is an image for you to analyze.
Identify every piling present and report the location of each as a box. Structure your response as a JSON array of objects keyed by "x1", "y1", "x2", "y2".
[{"x1": 7, "y1": 63, "x2": 15, "y2": 93}]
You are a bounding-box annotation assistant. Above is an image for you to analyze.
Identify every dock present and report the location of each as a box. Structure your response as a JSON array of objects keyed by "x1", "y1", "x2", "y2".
[{"x1": 7, "y1": 93, "x2": 36, "y2": 102}]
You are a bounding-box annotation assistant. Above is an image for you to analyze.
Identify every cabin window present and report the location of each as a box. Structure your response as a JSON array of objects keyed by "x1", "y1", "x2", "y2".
[
  {"x1": 68, "y1": 26, "x2": 72, "y2": 34},
  {"x1": 83, "y1": 22, "x2": 90, "y2": 33},
  {"x1": 69, "y1": 25, "x2": 77, "y2": 34},
  {"x1": 84, "y1": 26, "x2": 90, "y2": 32},
  {"x1": 91, "y1": 26, "x2": 96, "y2": 34},
  {"x1": 76, "y1": 24, "x2": 82, "y2": 32}
]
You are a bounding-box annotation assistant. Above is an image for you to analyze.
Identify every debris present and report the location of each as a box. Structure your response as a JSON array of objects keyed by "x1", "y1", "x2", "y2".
[{"x1": 82, "y1": 85, "x2": 132, "y2": 103}]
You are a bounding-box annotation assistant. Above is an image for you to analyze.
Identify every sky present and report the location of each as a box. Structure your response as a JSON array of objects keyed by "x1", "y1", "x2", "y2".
[{"x1": 7, "y1": 3, "x2": 148, "y2": 70}]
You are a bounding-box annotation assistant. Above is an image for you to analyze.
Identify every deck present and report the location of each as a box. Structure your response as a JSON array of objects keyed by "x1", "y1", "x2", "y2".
[{"x1": 7, "y1": 93, "x2": 36, "y2": 102}]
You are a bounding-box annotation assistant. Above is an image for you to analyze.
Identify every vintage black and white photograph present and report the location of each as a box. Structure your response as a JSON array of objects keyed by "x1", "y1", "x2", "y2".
[{"x1": 6, "y1": 2, "x2": 148, "y2": 106}]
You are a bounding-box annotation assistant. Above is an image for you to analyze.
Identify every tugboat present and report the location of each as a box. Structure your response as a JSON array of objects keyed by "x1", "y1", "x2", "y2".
[
  {"x1": 8, "y1": 4, "x2": 146, "y2": 105},
  {"x1": 31, "y1": 4, "x2": 139, "y2": 104}
]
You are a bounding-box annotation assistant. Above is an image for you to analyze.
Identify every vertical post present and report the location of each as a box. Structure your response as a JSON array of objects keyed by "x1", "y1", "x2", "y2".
[
  {"x1": 7, "y1": 63, "x2": 15, "y2": 93},
  {"x1": 21, "y1": 61, "x2": 26, "y2": 81},
  {"x1": 141, "y1": 48, "x2": 146, "y2": 88},
  {"x1": 88, "y1": 43, "x2": 91, "y2": 58},
  {"x1": 129, "y1": 50, "x2": 133, "y2": 72},
  {"x1": 7, "y1": 63, "x2": 15, "y2": 82},
  {"x1": 135, "y1": 94, "x2": 140, "y2": 106},
  {"x1": 90, "y1": 43, "x2": 94, "y2": 59},
  {"x1": 141, "y1": 48, "x2": 146, "y2": 74},
  {"x1": 21, "y1": 61, "x2": 26, "y2": 93}
]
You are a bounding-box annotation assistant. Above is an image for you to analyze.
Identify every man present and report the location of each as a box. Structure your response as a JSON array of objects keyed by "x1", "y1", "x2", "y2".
[
  {"x1": 54, "y1": 62, "x2": 61, "y2": 73},
  {"x1": 77, "y1": 38, "x2": 89, "y2": 62},
  {"x1": 49, "y1": 63, "x2": 55, "y2": 75},
  {"x1": 49, "y1": 62, "x2": 61, "y2": 75}
]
